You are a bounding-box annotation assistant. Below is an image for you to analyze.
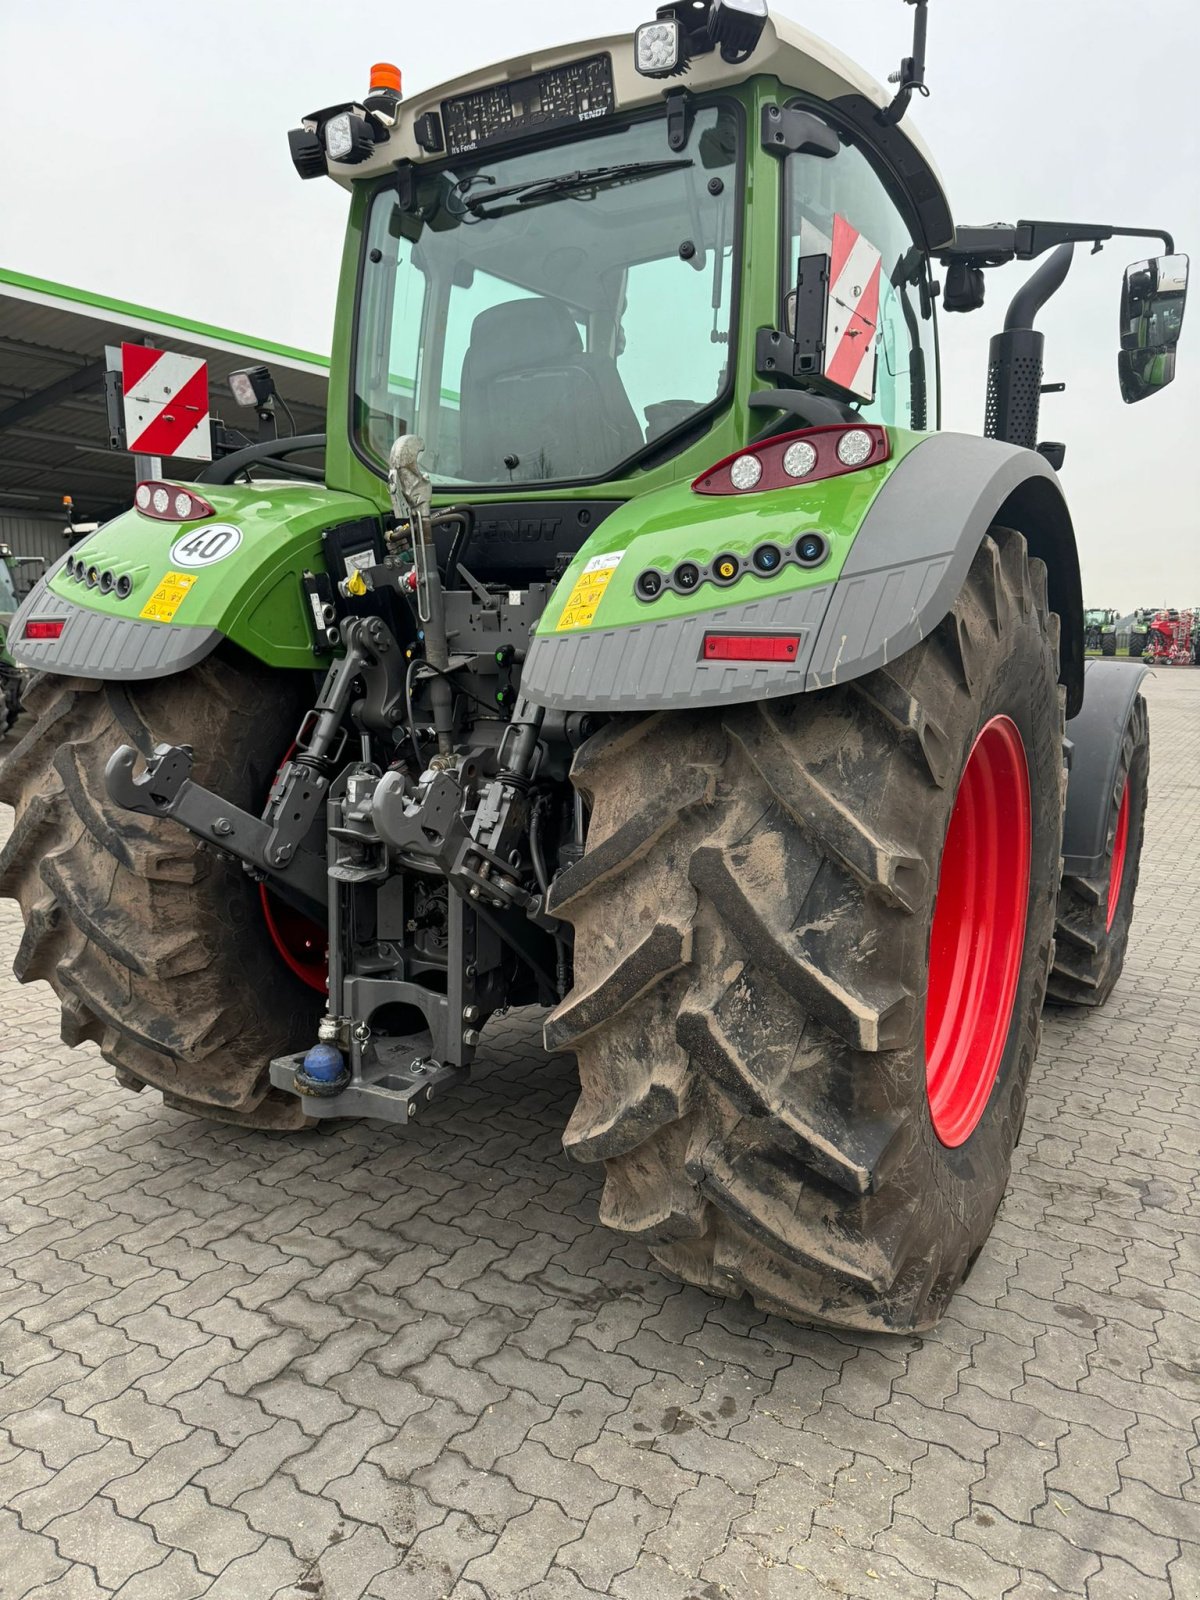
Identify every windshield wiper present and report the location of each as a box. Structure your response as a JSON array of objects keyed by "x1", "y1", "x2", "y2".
[{"x1": 463, "y1": 159, "x2": 693, "y2": 214}]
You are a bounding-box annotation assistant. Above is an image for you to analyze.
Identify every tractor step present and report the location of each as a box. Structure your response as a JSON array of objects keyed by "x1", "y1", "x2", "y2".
[{"x1": 269, "y1": 1041, "x2": 467, "y2": 1123}]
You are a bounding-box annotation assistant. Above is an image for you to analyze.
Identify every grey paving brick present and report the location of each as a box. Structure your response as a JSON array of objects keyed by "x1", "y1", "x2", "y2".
[
  {"x1": 413, "y1": 1450, "x2": 535, "y2": 1535},
  {"x1": 324, "y1": 1460, "x2": 443, "y2": 1547},
  {"x1": 194, "y1": 1415, "x2": 308, "y2": 1502},
  {"x1": 447, "y1": 1389, "x2": 554, "y2": 1472},
  {"x1": 461, "y1": 1500, "x2": 583, "y2": 1599},
  {"x1": 575, "y1": 1430, "x2": 699, "y2": 1510},
  {"x1": 0, "y1": 1509, "x2": 69, "y2": 1594},
  {"x1": 493, "y1": 1438, "x2": 618, "y2": 1521},
  {"x1": 363, "y1": 1512, "x2": 494, "y2": 1600},
  {"x1": 193, "y1": 1538, "x2": 304, "y2": 1599},
  {"x1": 43, "y1": 1497, "x2": 168, "y2": 1590},
  {"x1": 235, "y1": 1473, "x2": 350, "y2": 1562},
  {"x1": 109, "y1": 1550, "x2": 209, "y2": 1600},
  {"x1": 106, "y1": 1429, "x2": 229, "y2": 1519},
  {"x1": 4, "y1": 1400, "x2": 110, "y2": 1469},
  {"x1": 11, "y1": 1438, "x2": 141, "y2": 1531},
  {"x1": 139, "y1": 1483, "x2": 263, "y2": 1574},
  {"x1": 284, "y1": 1413, "x2": 396, "y2": 1495},
  {"x1": 555, "y1": 1485, "x2": 668, "y2": 1592}
]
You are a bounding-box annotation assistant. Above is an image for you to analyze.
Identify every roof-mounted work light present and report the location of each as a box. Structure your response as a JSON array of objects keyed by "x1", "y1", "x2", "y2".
[
  {"x1": 634, "y1": 1, "x2": 768, "y2": 80},
  {"x1": 634, "y1": 19, "x2": 689, "y2": 78},
  {"x1": 708, "y1": 0, "x2": 769, "y2": 62},
  {"x1": 324, "y1": 111, "x2": 375, "y2": 164}
]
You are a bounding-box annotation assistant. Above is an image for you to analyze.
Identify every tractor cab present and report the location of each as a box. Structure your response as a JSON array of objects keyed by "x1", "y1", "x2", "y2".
[{"x1": 291, "y1": 2, "x2": 954, "y2": 570}]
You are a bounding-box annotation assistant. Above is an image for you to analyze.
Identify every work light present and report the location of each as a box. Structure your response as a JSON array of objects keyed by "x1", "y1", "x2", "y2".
[
  {"x1": 324, "y1": 111, "x2": 375, "y2": 165},
  {"x1": 635, "y1": 19, "x2": 687, "y2": 78},
  {"x1": 708, "y1": 0, "x2": 769, "y2": 61},
  {"x1": 228, "y1": 367, "x2": 275, "y2": 410}
]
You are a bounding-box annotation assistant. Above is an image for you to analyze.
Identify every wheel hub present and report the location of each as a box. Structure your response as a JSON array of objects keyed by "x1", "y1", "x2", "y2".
[{"x1": 925, "y1": 716, "x2": 1032, "y2": 1149}]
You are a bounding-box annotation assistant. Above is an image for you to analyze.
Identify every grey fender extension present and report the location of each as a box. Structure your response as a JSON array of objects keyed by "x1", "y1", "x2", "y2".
[
  {"x1": 1062, "y1": 659, "x2": 1149, "y2": 877},
  {"x1": 7, "y1": 569, "x2": 222, "y2": 682},
  {"x1": 523, "y1": 434, "x2": 1071, "y2": 714}
]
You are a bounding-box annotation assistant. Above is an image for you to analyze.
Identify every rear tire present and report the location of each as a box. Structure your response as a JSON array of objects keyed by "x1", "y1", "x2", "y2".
[
  {"x1": 1101, "y1": 633, "x2": 1117, "y2": 658},
  {"x1": 549, "y1": 530, "x2": 1064, "y2": 1332},
  {"x1": 1047, "y1": 694, "x2": 1149, "y2": 1007},
  {"x1": 0, "y1": 656, "x2": 323, "y2": 1127}
]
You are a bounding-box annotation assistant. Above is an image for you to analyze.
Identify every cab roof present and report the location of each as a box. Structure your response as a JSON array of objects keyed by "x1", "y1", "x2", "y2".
[{"x1": 328, "y1": 12, "x2": 954, "y2": 249}]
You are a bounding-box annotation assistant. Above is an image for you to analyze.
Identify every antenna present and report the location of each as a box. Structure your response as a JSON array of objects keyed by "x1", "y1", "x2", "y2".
[{"x1": 878, "y1": 0, "x2": 930, "y2": 128}]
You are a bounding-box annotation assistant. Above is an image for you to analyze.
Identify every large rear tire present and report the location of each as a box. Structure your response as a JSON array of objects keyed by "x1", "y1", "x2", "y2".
[
  {"x1": 1047, "y1": 694, "x2": 1149, "y2": 1007},
  {"x1": 0, "y1": 656, "x2": 323, "y2": 1127},
  {"x1": 549, "y1": 530, "x2": 1065, "y2": 1332}
]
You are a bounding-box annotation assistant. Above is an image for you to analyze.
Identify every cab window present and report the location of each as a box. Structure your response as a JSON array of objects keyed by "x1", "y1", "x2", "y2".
[{"x1": 784, "y1": 130, "x2": 938, "y2": 430}]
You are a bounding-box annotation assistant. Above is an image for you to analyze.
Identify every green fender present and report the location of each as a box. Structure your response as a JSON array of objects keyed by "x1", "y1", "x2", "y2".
[
  {"x1": 9, "y1": 483, "x2": 379, "y2": 679},
  {"x1": 522, "y1": 431, "x2": 1084, "y2": 716}
]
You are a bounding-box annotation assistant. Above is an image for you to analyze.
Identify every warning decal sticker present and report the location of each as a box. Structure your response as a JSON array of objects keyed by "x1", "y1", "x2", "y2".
[
  {"x1": 824, "y1": 214, "x2": 883, "y2": 402},
  {"x1": 140, "y1": 571, "x2": 198, "y2": 624},
  {"x1": 555, "y1": 552, "x2": 625, "y2": 632}
]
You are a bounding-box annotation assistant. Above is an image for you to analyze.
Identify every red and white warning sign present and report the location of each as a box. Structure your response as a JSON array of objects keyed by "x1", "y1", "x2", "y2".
[
  {"x1": 121, "y1": 343, "x2": 213, "y2": 461},
  {"x1": 824, "y1": 215, "x2": 883, "y2": 402}
]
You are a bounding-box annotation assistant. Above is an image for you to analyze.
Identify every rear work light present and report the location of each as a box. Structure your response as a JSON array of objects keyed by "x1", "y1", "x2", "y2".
[
  {"x1": 693, "y1": 424, "x2": 890, "y2": 496},
  {"x1": 703, "y1": 633, "x2": 801, "y2": 663},
  {"x1": 134, "y1": 482, "x2": 216, "y2": 523},
  {"x1": 24, "y1": 619, "x2": 65, "y2": 641}
]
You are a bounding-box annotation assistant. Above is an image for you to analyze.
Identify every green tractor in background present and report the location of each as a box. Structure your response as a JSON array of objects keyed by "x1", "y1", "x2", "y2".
[
  {"x1": 0, "y1": 546, "x2": 44, "y2": 733},
  {"x1": 1083, "y1": 607, "x2": 1119, "y2": 657},
  {"x1": 0, "y1": 1, "x2": 1189, "y2": 1332}
]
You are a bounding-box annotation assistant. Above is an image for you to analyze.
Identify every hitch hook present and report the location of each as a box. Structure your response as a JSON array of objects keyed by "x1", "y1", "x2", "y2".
[{"x1": 105, "y1": 743, "x2": 195, "y2": 817}]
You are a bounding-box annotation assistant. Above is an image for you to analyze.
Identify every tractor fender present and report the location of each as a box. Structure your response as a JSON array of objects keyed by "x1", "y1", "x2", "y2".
[
  {"x1": 804, "y1": 432, "x2": 1084, "y2": 716},
  {"x1": 7, "y1": 484, "x2": 380, "y2": 681},
  {"x1": 1061, "y1": 659, "x2": 1149, "y2": 876},
  {"x1": 522, "y1": 433, "x2": 1084, "y2": 717}
]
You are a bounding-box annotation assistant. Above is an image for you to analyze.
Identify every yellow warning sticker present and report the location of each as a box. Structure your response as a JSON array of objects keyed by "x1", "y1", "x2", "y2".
[
  {"x1": 139, "y1": 571, "x2": 198, "y2": 624},
  {"x1": 555, "y1": 552, "x2": 625, "y2": 632}
]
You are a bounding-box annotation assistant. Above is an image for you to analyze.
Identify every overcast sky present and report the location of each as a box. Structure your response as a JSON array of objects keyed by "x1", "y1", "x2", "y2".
[{"x1": 2, "y1": 0, "x2": 1197, "y2": 610}]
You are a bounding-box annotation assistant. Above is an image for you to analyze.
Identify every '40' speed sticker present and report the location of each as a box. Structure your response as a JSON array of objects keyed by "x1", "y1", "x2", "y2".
[{"x1": 169, "y1": 524, "x2": 243, "y2": 568}]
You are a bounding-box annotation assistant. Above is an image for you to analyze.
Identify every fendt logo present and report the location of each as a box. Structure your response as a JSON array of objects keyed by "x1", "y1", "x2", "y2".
[
  {"x1": 476, "y1": 518, "x2": 562, "y2": 544},
  {"x1": 169, "y1": 525, "x2": 244, "y2": 568}
]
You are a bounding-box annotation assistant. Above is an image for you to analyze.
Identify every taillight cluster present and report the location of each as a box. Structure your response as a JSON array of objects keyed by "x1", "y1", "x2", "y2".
[
  {"x1": 692, "y1": 424, "x2": 890, "y2": 496},
  {"x1": 134, "y1": 481, "x2": 215, "y2": 522}
]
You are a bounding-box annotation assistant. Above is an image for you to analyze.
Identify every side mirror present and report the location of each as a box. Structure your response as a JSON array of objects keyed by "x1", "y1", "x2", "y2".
[{"x1": 1119, "y1": 253, "x2": 1189, "y2": 403}]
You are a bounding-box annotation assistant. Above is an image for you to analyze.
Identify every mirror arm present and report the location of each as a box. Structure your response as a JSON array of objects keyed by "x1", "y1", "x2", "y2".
[{"x1": 945, "y1": 221, "x2": 1175, "y2": 269}]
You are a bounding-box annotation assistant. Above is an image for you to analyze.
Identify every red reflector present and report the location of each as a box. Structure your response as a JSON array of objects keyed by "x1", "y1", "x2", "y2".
[
  {"x1": 24, "y1": 619, "x2": 65, "y2": 640},
  {"x1": 703, "y1": 634, "x2": 801, "y2": 663}
]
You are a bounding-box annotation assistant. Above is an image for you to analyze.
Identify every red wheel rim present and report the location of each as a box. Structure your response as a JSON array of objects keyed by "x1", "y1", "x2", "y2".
[
  {"x1": 260, "y1": 885, "x2": 328, "y2": 995},
  {"x1": 1105, "y1": 784, "x2": 1131, "y2": 932},
  {"x1": 258, "y1": 744, "x2": 328, "y2": 995},
  {"x1": 925, "y1": 716, "x2": 1032, "y2": 1149}
]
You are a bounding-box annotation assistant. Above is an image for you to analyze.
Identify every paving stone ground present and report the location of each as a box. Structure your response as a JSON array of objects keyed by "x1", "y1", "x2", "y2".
[{"x1": 1, "y1": 669, "x2": 1198, "y2": 1600}]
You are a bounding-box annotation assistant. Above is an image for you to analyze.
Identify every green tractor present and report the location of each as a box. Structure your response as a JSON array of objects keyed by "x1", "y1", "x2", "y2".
[
  {"x1": 1083, "y1": 607, "x2": 1119, "y2": 657},
  {"x1": 1, "y1": 2, "x2": 1189, "y2": 1331},
  {"x1": 0, "y1": 546, "x2": 39, "y2": 733}
]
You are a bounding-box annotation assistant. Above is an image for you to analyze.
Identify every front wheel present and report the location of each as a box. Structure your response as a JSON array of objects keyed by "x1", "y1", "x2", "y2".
[{"x1": 550, "y1": 529, "x2": 1065, "y2": 1332}]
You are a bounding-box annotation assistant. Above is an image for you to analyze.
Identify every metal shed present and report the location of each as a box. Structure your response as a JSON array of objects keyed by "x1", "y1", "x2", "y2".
[{"x1": 0, "y1": 268, "x2": 328, "y2": 588}]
